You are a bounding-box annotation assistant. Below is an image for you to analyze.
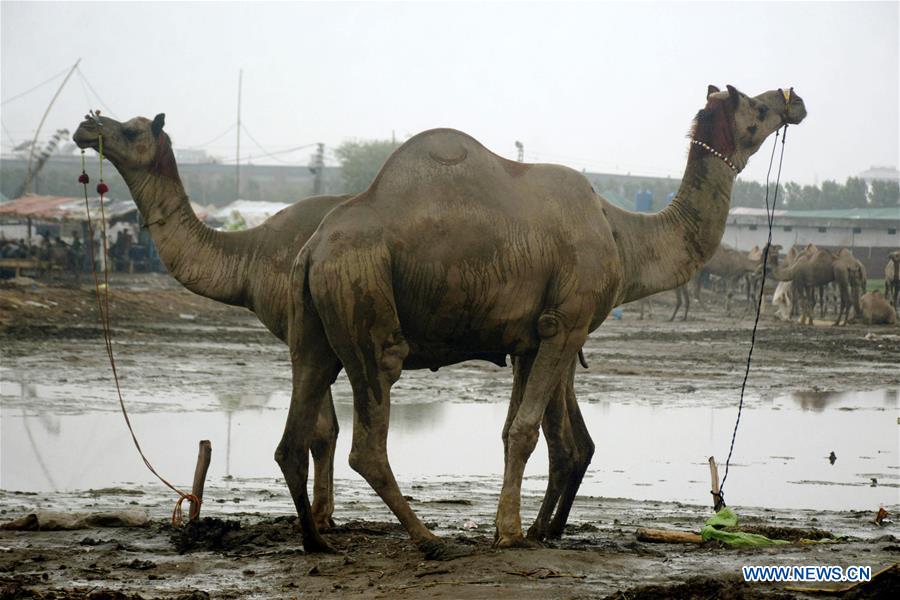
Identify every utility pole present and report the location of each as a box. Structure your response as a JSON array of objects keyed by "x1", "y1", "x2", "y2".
[
  {"x1": 23, "y1": 58, "x2": 80, "y2": 196},
  {"x1": 235, "y1": 69, "x2": 243, "y2": 201},
  {"x1": 515, "y1": 140, "x2": 524, "y2": 162},
  {"x1": 312, "y1": 143, "x2": 325, "y2": 195}
]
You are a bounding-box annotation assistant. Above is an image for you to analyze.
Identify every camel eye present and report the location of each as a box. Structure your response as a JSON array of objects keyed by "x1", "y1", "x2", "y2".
[
  {"x1": 757, "y1": 105, "x2": 769, "y2": 120},
  {"x1": 122, "y1": 128, "x2": 139, "y2": 141}
]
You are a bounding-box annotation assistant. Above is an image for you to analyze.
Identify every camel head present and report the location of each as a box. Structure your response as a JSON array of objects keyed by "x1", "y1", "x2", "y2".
[
  {"x1": 889, "y1": 250, "x2": 900, "y2": 263},
  {"x1": 691, "y1": 85, "x2": 807, "y2": 172},
  {"x1": 73, "y1": 113, "x2": 178, "y2": 181}
]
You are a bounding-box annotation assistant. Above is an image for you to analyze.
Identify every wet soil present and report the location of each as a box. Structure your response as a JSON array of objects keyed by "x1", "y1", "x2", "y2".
[{"x1": 1, "y1": 274, "x2": 899, "y2": 598}]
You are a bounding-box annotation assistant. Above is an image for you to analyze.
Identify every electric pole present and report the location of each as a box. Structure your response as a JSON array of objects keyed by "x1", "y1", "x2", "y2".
[
  {"x1": 515, "y1": 140, "x2": 524, "y2": 162},
  {"x1": 235, "y1": 69, "x2": 243, "y2": 201},
  {"x1": 312, "y1": 143, "x2": 325, "y2": 195}
]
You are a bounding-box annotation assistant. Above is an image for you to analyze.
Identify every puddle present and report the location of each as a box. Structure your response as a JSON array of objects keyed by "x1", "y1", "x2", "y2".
[{"x1": 3, "y1": 386, "x2": 897, "y2": 511}]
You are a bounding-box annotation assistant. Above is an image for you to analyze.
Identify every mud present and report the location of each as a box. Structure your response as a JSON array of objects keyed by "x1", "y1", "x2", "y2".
[{"x1": 1, "y1": 274, "x2": 899, "y2": 598}]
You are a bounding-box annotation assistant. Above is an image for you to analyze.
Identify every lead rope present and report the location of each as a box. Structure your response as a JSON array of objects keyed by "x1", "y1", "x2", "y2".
[
  {"x1": 714, "y1": 124, "x2": 789, "y2": 510},
  {"x1": 79, "y1": 125, "x2": 199, "y2": 526}
]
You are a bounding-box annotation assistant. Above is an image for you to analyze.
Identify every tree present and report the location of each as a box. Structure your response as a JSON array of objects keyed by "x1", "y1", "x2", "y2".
[
  {"x1": 869, "y1": 180, "x2": 899, "y2": 208},
  {"x1": 843, "y1": 177, "x2": 868, "y2": 208},
  {"x1": 334, "y1": 139, "x2": 401, "y2": 195},
  {"x1": 819, "y1": 180, "x2": 844, "y2": 209}
]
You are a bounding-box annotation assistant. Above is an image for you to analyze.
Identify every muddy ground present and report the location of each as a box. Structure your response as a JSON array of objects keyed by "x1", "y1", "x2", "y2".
[{"x1": 1, "y1": 273, "x2": 898, "y2": 598}]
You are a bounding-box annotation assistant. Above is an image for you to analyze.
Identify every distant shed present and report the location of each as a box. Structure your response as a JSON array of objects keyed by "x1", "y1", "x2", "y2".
[{"x1": 723, "y1": 207, "x2": 899, "y2": 274}]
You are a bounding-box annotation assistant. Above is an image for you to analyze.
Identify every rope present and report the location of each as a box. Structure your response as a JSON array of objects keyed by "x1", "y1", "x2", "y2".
[
  {"x1": 715, "y1": 124, "x2": 789, "y2": 509},
  {"x1": 79, "y1": 141, "x2": 199, "y2": 526}
]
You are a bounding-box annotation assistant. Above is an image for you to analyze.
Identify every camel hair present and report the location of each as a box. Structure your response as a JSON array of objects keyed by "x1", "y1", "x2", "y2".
[
  {"x1": 72, "y1": 113, "x2": 582, "y2": 540},
  {"x1": 279, "y1": 84, "x2": 805, "y2": 558}
]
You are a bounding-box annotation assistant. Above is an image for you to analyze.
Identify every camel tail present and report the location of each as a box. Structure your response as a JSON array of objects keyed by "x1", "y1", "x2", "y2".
[{"x1": 287, "y1": 247, "x2": 317, "y2": 352}]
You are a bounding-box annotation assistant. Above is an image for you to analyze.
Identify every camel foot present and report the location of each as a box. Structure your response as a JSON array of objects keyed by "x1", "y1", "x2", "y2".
[
  {"x1": 526, "y1": 522, "x2": 564, "y2": 541},
  {"x1": 525, "y1": 522, "x2": 546, "y2": 542},
  {"x1": 418, "y1": 538, "x2": 473, "y2": 561},
  {"x1": 493, "y1": 533, "x2": 542, "y2": 549},
  {"x1": 314, "y1": 516, "x2": 336, "y2": 532},
  {"x1": 302, "y1": 532, "x2": 337, "y2": 554}
]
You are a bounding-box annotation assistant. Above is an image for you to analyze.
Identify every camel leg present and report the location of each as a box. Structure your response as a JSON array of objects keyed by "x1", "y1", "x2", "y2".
[
  {"x1": 682, "y1": 286, "x2": 690, "y2": 321},
  {"x1": 669, "y1": 288, "x2": 682, "y2": 321},
  {"x1": 834, "y1": 281, "x2": 849, "y2": 326},
  {"x1": 545, "y1": 368, "x2": 594, "y2": 538},
  {"x1": 310, "y1": 389, "x2": 338, "y2": 530},
  {"x1": 495, "y1": 311, "x2": 587, "y2": 548},
  {"x1": 341, "y1": 342, "x2": 462, "y2": 558},
  {"x1": 274, "y1": 316, "x2": 342, "y2": 553},
  {"x1": 526, "y1": 360, "x2": 574, "y2": 541}
]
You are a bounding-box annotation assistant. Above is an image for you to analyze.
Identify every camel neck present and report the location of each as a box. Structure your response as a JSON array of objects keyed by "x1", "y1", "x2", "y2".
[
  {"x1": 607, "y1": 154, "x2": 736, "y2": 305},
  {"x1": 120, "y1": 168, "x2": 255, "y2": 309}
]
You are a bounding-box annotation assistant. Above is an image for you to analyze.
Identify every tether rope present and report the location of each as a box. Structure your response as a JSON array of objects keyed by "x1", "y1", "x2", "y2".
[
  {"x1": 715, "y1": 124, "x2": 789, "y2": 508},
  {"x1": 79, "y1": 123, "x2": 199, "y2": 526}
]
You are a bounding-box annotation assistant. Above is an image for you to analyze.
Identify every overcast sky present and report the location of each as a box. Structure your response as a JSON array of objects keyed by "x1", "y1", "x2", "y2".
[{"x1": 2, "y1": 1, "x2": 897, "y2": 186}]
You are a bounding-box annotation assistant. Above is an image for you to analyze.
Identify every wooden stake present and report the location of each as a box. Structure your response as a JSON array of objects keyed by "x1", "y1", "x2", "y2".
[
  {"x1": 189, "y1": 440, "x2": 212, "y2": 522},
  {"x1": 709, "y1": 456, "x2": 724, "y2": 511},
  {"x1": 636, "y1": 528, "x2": 703, "y2": 544}
]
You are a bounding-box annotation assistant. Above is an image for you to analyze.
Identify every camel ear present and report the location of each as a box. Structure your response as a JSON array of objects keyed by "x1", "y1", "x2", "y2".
[
  {"x1": 726, "y1": 85, "x2": 740, "y2": 108},
  {"x1": 707, "y1": 85, "x2": 720, "y2": 98},
  {"x1": 151, "y1": 113, "x2": 166, "y2": 138}
]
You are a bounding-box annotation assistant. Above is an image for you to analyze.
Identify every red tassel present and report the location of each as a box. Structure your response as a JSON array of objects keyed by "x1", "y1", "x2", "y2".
[
  {"x1": 78, "y1": 172, "x2": 90, "y2": 184},
  {"x1": 97, "y1": 181, "x2": 109, "y2": 195}
]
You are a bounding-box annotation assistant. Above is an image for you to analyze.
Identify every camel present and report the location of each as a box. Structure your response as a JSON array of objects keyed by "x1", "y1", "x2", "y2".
[
  {"x1": 831, "y1": 248, "x2": 866, "y2": 325},
  {"x1": 885, "y1": 250, "x2": 900, "y2": 312},
  {"x1": 859, "y1": 290, "x2": 898, "y2": 325},
  {"x1": 694, "y1": 243, "x2": 761, "y2": 314},
  {"x1": 773, "y1": 244, "x2": 834, "y2": 325},
  {"x1": 775, "y1": 246, "x2": 866, "y2": 326},
  {"x1": 280, "y1": 84, "x2": 805, "y2": 556},
  {"x1": 71, "y1": 113, "x2": 586, "y2": 542}
]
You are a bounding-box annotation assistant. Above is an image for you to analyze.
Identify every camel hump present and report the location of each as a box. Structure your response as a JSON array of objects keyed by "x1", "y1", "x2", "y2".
[
  {"x1": 396, "y1": 128, "x2": 479, "y2": 166},
  {"x1": 369, "y1": 128, "x2": 527, "y2": 192}
]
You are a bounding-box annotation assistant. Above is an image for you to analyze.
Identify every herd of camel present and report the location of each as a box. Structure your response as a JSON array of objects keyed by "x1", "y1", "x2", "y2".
[
  {"x1": 661, "y1": 242, "x2": 899, "y2": 325},
  {"x1": 72, "y1": 84, "x2": 881, "y2": 559}
]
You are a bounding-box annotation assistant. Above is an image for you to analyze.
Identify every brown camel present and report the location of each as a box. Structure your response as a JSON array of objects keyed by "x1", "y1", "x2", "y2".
[
  {"x1": 831, "y1": 248, "x2": 866, "y2": 326},
  {"x1": 694, "y1": 243, "x2": 761, "y2": 313},
  {"x1": 773, "y1": 244, "x2": 835, "y2": 325},
  {"x1": 281, "y1": 84, "x2": 805, "y2": 556},
  {"x1": 859, "y1": 290, "x2": 898, "y2": 325},
  {"x1": 71, "y1": 113, "x2": 583, "y2": 540},
  {"x1": 885, "y1": 250, "x2": 900, "y2": 312}
]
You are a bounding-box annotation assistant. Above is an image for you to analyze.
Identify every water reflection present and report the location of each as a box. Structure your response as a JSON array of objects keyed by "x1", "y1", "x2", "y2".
[
  {"x1": 3, "y1": 388, "x2": 898, "y2": 511},
  {"x1": 780, "y1": 388, "x2": 899, "y2": 412}
]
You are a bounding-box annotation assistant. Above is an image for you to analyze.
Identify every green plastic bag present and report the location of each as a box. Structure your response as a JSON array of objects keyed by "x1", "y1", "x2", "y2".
[{"x1": 700, "y1": 507, "x2": 789, "y2": 547}]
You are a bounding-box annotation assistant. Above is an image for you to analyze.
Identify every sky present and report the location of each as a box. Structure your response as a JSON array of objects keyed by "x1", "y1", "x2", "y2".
[{"x1": 1, "y1": 1, "x2": 898, "y2": 186}]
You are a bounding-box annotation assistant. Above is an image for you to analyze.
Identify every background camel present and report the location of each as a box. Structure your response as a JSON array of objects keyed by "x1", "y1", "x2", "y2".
[
  {"x1": 281, "y1": 84, "x2": 805, "y2": 557},
  {"x1": 72, "y1": 113, "x2": 586, "y2": 542},
  {"x1": 694, "y1": 244, "x2": 761, "y2": 314},
  {"x1": 831, "y1": 248, "x2": 866, "y2": 325},
  {"x1": 885, "y1": 250, "x2": 900, "y2": 312},
  {"x1": 859, "y1": 290, "x2": 897, "y2": 325},
  {"x1": 773, "y1": 244, "x2": 834, "y2": 324}
]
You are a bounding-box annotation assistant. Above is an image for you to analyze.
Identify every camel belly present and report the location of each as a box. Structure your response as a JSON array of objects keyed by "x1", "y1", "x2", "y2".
[{"x1": 392, "y1": 259, "x2": 548, "y2": 356}]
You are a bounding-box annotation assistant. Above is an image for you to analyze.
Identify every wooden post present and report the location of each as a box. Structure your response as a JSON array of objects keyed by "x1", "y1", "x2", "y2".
[
  {"x1": 709, "y1": 456, "x2": 724, "y2": 511},
  {"x1": 189, "y1": 440, "x2": 212, "y2": 521},
  {"x1": 636, "y1": 528, "x2": 703, "y2": 544}
]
